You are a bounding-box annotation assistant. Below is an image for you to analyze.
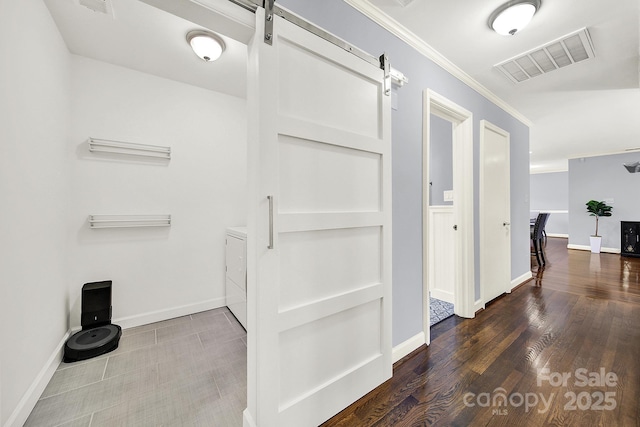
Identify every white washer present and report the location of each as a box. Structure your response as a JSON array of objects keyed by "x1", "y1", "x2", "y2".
[{"x1": 225, "y1": 227, "x2": 247, "y2": 330}]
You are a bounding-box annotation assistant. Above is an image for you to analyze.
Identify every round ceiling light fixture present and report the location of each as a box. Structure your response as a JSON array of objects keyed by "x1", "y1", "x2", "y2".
[
  {"x1": 488, "y1": 0, "x2": 541, "y2": 36},
  {"x1": 186, "y1": 30, "x2": 225, "y2": 62}
]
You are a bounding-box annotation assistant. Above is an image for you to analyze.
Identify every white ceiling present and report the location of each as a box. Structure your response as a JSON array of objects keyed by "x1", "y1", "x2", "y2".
[
  {"x1": 44, "y1": 0, "x2": 640, "y2": 172},
  {"x1": 43, "y1": 0, "x2": 248, "y2": 99},
  {"x1": 368, "y1": 0, "x2": 640, "y2": 172}
]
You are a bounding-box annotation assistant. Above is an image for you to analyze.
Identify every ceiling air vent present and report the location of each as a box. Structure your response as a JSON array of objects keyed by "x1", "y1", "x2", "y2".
[{"x1": 495, "y1": 28, "x2": 595, "y2": 83}]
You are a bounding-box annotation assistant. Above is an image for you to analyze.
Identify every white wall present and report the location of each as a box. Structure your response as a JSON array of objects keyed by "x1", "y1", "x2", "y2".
[
  {"x1": 0, "y1": 0, "x2": 71, "y2": 425},
  {"x1": 67, "y1": 55, "x2": 247, "y2": 328}
]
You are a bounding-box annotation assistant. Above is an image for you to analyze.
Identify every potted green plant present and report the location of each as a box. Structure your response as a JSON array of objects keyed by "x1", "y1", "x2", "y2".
[{"x1": 586, "y1": 200, "x2": 613, "y2": 253}]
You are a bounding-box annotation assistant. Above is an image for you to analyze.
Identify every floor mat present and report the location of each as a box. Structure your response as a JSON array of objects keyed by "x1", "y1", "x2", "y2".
[{"x1": 430, "y1": 297, "x2": 454, "y2": 326}]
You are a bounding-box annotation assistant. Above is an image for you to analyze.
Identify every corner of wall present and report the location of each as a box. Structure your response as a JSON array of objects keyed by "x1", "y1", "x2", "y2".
[{"x1": 3, "y1": 332, "x2": 70, "y2": 427}]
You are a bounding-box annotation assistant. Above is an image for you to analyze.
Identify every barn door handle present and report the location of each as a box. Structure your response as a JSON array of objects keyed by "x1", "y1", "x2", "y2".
[
  {"x1": 453, "y1": 225, "x2": 458, "y2": 231},
  {"x1": 503, "y1": 222, "x2": 511, "y2": 226},
  {"x1": 267, "y1": 195, "x2": 274, "y2": 250}
]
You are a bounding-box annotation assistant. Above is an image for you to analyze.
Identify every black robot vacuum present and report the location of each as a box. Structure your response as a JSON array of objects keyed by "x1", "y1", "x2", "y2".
[{"x1": 64, "y1": 281, "x2": 122, "y2": 363}]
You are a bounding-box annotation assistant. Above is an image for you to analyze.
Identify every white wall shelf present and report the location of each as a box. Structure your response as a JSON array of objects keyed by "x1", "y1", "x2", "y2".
[
  {"x1": 88, "y1": 214, "x2": 172, "y2": 229},
  {"x1": 88, "y1": 138, "x2": 171, "y2": 159}
]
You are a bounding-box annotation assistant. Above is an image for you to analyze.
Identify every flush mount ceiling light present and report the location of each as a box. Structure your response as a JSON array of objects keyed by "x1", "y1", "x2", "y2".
[
  {"x1": 489, "y1": 0, "x2": 541, "y2": 36},
  {"x1": 186, "y1": 30, "x2": 225, "y2": 62}
]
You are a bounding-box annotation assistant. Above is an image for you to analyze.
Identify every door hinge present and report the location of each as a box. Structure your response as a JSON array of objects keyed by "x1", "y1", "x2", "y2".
[
  {"x1": 379, "y1": 53, "x2": 391, "y2": 96},
  {"x1": 264, "y1": 0, "x2": 275, "y2": 45}
]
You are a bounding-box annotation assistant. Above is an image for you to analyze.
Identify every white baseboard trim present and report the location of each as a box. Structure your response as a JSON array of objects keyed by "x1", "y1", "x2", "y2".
[
  {"x1": 476, "y1": 272, "x2": 532, "y2": 312},
  {"x1": 392, "y1": 331, "x2": 426, "y2": 364},
  {"x1": 546, "y1": 233, "x2": 568, "y2": 238},
  {"x1": 567, "y1": 244, "x2": 621, "y2": 254},
  {"x1": 114, "y1": 297, "x2": 227, "y2": 330},
  {"x1": 430, "y1": 289, "x2": 454, "y2": 305},
  {"x1": 511, "y1": 271, "x2": 533, "y2": 291},
  {"x1": 243, "y1": 408, "x2": 257, "y2": 427},
  {"x1": 4, "y1": 331, "x2": 71, "y2": 427}
]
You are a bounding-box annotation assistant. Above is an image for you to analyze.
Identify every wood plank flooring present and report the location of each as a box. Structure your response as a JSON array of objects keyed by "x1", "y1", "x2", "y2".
[{"x1": 322, "y1": 238, "x2": 640, "y2": 427}]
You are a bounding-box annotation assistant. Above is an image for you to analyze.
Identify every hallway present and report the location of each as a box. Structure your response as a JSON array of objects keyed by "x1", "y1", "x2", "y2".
[{"x1": 322, "y1": 238, "x2": 640, "y2": 426}]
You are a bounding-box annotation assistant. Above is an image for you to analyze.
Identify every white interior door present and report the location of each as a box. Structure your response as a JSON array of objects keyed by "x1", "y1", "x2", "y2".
[
  {"x1": 245, "y1": 8, "x2": 392, "y2": 427},
  {"x1": 480, "y1": 120, "x2": 511, "y2": 304}
]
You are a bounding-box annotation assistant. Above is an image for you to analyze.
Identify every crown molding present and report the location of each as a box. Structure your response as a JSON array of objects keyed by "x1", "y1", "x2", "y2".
[
  {"x1": 569, "y1": 148, "x2": 640, "y2": 160},
  {"x1": 344, "y1": 0, "x2": 532, "y2": 127}
]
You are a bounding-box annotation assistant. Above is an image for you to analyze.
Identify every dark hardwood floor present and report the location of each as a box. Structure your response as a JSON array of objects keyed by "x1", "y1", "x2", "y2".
[{"x1": 322, "y1": 238, "x2": 640, "y2": 426}]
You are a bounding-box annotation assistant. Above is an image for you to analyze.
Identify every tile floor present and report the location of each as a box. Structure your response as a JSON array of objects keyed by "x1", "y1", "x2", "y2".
[
  {"x1": 25, "y1": 307, "x2": 247, "y2": 427},
  {"x1": 429, "y1": 296, "x2": 454, "y2": 326}
]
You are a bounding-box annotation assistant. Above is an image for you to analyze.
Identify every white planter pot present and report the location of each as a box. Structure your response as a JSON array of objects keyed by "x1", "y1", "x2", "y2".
[{"x1": 590, "y1": 236, "x2": 602, "y2": 253}]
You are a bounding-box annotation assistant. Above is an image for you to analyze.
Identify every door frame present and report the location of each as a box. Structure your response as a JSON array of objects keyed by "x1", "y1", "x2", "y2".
[
  {"x1": 479, "y1": 119, "x2": 511, "y2": 307},
  {"x1": 423, "y1": 89, "x2": 475, "y2": 343}
]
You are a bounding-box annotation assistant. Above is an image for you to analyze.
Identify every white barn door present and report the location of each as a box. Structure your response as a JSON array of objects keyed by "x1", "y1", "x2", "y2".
[{"x1": 245, "y1": 7, "x2": 392, "y2": 427}]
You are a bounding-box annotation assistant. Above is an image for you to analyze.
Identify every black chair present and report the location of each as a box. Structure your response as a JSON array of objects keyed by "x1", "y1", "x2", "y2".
[{"x1": 531, "y1": 213, "x2": 550, "y2": 267}]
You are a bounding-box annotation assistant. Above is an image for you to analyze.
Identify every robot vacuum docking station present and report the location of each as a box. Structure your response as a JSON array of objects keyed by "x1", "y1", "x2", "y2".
[{"x1": 64, "y1": 281, "x2": 122, "y2": 363}]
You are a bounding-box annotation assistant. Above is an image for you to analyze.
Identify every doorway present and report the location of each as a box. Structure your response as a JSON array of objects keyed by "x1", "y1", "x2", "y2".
[
  {"x1": 427, "y1": 113, "x2": 455, "y2": 325},
  {"x1": 134, "y1": 2, "x2": 392, "y2": 425},
  {"x1": 16, "y1": 1, "x2": 391, "y2": 426},
  {"x1": 423, "y1": 89, "x2": 475, "y2": 344}
]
